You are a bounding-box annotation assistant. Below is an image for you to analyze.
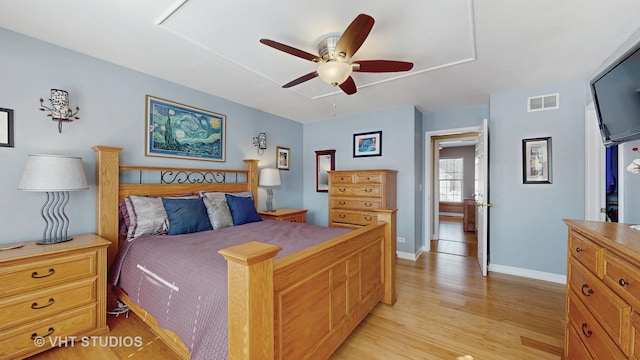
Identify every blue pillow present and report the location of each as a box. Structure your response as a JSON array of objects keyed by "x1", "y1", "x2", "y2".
[
  {"x1": 162, "y1": 198, "x2": 213, "y2": 235},
  {"x1": 225, "y1": 194, "x2": 262, "y2": 226}
]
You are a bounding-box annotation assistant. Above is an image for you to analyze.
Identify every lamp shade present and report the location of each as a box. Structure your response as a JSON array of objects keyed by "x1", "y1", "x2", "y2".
[
  {"x1": 19, "y1": 154, "x2": 88, "y2": 191},
  {"x1": 317, "y1": 61, "x2": 352, "y2": 85},
  {"x1": 259, "y1": 168, "x2": 281, "y2": 187}
]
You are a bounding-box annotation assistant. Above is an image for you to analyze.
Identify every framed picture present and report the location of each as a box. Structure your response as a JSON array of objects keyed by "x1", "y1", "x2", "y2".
[
  {"x1": 276, "y1": 146, "x2": 290, "y2": 170},
  {"x1": 522, "y1": 137, "x2": 552, "y2": 184},
  {"x1": 145, "y1": 95, "x2": 226, "y2": 162},
  {"x1": 0, "y1": 108, "x2": 14, "y2": 148},
  {"x1": 353, "y1": 130, "x2": 382, "y2": 157}
]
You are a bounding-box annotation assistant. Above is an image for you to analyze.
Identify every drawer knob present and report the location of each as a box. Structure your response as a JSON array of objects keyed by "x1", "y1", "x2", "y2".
[
  {"x1": 31, "y1": 268, "x2": 55, "y2": 279},
  {"x1": 339, "y1": 188, "x2": 346, "y2": 192},
  {"x1": 339, "y1": 214, "x2": 346, "y2": 218},
  {"x1": 364, "y1": 216, "x2": 372, "y2": 221},
  {"x1": 31, "y1": 298, "x2": 55, "y2": 310},
  {"x1": 339, "y1": 201, "x2": 346, "y2": 205},
  {"x1": 365, "y1": 202, "x2": 373, "y2": 207},
  {"x1": 581, "y1": 284, "x2": 594, "y2": 297},
  {"x1": 581, "y1": 323, "x2": 592, "y2": 338},
  {"x1": 31, "y1": 327, "x2": 55, "y2": 340},
  {"x1": 619, "y1": 278, "x2": 630, "y2": 287},
  {"x1": 364, "y1": 188, "x2": 373, "y2": 193},
  {"x1": 575, "y1": 247, "x2": 583, "y2": 253}
]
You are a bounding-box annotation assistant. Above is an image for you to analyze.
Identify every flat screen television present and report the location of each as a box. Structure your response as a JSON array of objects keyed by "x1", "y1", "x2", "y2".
[{"x1": 590, "y1": 39, "x2": 640, "y2": 147}]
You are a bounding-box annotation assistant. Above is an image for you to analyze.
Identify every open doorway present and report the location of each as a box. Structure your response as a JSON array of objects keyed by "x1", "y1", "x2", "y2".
[{"x1": 430, "y1": 135, "x2": 478, "y2": 257}]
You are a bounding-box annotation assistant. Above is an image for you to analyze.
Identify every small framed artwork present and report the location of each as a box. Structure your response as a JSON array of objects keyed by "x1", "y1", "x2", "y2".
[
  {"x1": 522, "y1": 137, "x2": 552, "y2": 184},
  {"x1": 353, "y1": 130, "x2": 382, "y2": 157},
  {"x1": 0, "y1": 108, "x2": 14, "y2": 148},
  {"x1": 276, "y1": 146, "x2": 290, "y2": 170},
  {"x1": 145, "y1": 95, "x2": 226, "y2": 162}
]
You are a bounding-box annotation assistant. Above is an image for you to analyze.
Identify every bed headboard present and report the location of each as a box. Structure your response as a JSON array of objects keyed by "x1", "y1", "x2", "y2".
[{"x1": 92, "y1": 146, "x2": 259, "y2": 267}]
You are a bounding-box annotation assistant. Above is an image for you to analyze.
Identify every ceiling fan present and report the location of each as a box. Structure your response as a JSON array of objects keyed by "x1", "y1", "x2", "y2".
[{"x1": 260, "y1": 14, "x2": 414, "y2": 95}]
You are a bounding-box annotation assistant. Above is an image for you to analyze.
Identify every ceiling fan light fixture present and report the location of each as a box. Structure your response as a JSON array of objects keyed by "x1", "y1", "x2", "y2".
[{"x1": 317, "y1": 61, "x2": 352, "y2": 85}]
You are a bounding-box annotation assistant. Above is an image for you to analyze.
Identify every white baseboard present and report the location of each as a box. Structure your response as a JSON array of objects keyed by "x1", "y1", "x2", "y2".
[
  {"x1": 488, "y1": 263, "x2": 566, "y2": 284},
  {"x1": 397, "y1": 247, "x2": 424, "y2": 261}
]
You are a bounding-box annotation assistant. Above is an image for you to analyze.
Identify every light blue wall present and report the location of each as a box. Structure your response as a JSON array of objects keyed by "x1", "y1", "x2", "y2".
[
  {"x1": 0, "y1": 28, "x2": 303, "y2": 244},
  {"x1": 489, "y1": 80, "x2": 587, "y2": 275},
  {"x1": 302, "y1": 106, "x2": 422, "y2": 254},
  {"x1": 423, "y1": 104, "x2": 489, "y2": 132}
]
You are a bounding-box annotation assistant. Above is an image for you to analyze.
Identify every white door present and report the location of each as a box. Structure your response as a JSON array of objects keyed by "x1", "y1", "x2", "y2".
[{"x1": 475, "y1": 119, "x2": 489, "y2": 276}]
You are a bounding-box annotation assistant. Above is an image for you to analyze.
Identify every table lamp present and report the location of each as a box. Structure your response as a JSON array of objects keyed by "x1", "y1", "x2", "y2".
[{"x1": 259, "y1": 168, "x2": 281, "y2": 212}]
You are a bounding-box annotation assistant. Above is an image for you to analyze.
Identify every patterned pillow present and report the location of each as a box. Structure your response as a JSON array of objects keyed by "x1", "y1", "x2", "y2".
[
  {"x1": 124, "y1": 194, "x2": 198, "y2": 240},
  {"x1": 202, "y1": 197, "x2": 234, "y2": 230}
]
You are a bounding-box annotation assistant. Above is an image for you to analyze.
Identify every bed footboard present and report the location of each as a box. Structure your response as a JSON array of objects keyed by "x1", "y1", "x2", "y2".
[{"x1": 219, "y1": 209, "x2": 397, "y2": 360}]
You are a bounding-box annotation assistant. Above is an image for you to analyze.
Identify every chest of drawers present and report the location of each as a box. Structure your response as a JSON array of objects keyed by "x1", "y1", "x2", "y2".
[
  {"x1": 328, "y1": 169, "x2": 397, "y2": 228},
  {"x1": 0, "y1": 234, "x2": 110, "y2": 359},
  {"x1": 564, "y1": 220, "x2": 640, "y2": 359}
]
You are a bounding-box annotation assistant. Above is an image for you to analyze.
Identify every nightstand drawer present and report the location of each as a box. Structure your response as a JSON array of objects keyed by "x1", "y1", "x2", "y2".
[
  {"x1": 0, "y1": 251, "x2": 97, "y2": 298},
  {"x1": 0, "y1": 277, "x2": 96, "y2": 331},
  {"x1": 331, "y1": 198, "x2": 381, "y2": 210},
  {"x1": 0, "y1": 303, "x2": 97, "y2": 359}
]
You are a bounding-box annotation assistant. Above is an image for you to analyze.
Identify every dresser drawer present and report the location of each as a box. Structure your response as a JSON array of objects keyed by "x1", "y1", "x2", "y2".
[
  {"x1": 354, "y1": 173, "x2": 383, "y2": 184},
  {"x1": 331, "y1": 185, "x2": 382, "y2": 198},
  {"x1": 569, "y1": 259, "x2": 631, "y2": 352},
  {"x1": 330, "y1": 174, "x2": 354, "y2": 184},
  {"x1": 331, "y1": 198, "x2": 381, "y2": 210},
  {"x1": 569, "y1": 229, "x2": 603, "y2": 277},
  {"x1": 566, "y1": 322, "x2": 594, "y2": 360},
  {"x1": 0, "y1": 303, "x2": 97, "y2": 359},
  {"x1": 568, "y1": 292, "x2": 626, "y2": 359},
  {"x1": 0, "y1": 251, "x2": 97, "y2": 298},
  {"x1": 0, "y1": 278, "x2": 96, "y2": 331},
  {"x1": 604, "y1": 252, "x2": 640, "y2": 310},
  {"x1": 330, "y1": 210, "x2": 378, "y2": 226}
]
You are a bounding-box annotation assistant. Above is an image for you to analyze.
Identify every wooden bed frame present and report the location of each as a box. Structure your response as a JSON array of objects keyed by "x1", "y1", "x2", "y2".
[{"x1": 93, "y1": 146, "x2": 397, "y2": 359}]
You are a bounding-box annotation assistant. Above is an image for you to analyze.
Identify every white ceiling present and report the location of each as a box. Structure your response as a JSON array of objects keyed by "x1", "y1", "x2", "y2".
[{"x1": 1, "y1": 0, "x2": 639, "y2": 123}]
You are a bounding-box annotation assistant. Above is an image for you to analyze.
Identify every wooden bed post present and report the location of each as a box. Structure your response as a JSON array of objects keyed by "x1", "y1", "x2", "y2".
[
  {"x1": 243, "y1": 159, "x2": 259, "y2": 208},
  {"x1": 92, "y1": 146, "x2": 122, "y2": 267},
  {"x1": 218, "y1": 241, "x2": 282, "y2": 360},
  {"x1": 377, "y1": 209, "x2": 398, "y2": 305}
]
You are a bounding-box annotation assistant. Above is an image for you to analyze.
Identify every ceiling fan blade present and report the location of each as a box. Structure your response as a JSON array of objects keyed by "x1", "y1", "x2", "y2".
[
  {"x1": 282, "y1": 71, "x2": 318, "y2": 88},
  {"x1": 352, "y1": 60, "x2": 414, "y2": 73},
  {"x1": 339, "y1": 76, "x2": 357, "y2": 95},
  {"x1": 260, "y1": 39, "x2": 319, "y2": 62},
  {"x1": 334, "y1": 14, "x2": 374, "y2": 60}
]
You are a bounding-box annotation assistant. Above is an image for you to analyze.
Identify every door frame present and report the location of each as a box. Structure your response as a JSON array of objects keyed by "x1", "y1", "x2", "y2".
[{"x1": 424, "y1": 125, "x2": 481, "y2": 248}]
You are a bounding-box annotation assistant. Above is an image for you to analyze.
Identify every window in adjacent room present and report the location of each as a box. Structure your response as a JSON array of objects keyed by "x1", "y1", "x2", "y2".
[{"x1": 439, "y1": 158, "x2": 463, "y2": 202}]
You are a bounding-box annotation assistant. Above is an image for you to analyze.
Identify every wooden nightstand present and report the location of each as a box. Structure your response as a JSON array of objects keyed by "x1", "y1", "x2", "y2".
[
  {"x1": 0, "y1": 234, "x2": 110, "y2": 359},
  {"x1": 258, "y1": 208, "x2": 308, "y2": 223}
]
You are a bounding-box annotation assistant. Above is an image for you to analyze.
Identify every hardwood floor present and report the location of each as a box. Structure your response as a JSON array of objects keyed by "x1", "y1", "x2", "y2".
[
  {"x1": 29, "y1": 252, "x2": 565, "y2": 360},
  {"x1": 431, "y1": 217, "x2": 478, "y2": 257}
]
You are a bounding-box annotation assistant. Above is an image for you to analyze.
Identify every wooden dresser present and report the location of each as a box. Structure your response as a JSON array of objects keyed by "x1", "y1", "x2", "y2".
[
  {"x1": 258, "y1": 208, "x2": 307, "y2": 223},
  {"x1": 0, "y1": 234, "x2": 110, "y2": 359},
  {"x1": 328, "y1": 169, "x2": 397, "y2": 229},
  {"x1": 563, "y1": 220, "x2": 640, "y2": 359}
]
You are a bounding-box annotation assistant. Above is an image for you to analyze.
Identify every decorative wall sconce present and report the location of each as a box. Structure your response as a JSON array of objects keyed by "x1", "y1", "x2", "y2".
[
  {"x1": 39, "y1": 89, "x2": 80, "y2": 133},
  {"x1": 253, "y1": 132, "x2": 267, "y2": 155}
]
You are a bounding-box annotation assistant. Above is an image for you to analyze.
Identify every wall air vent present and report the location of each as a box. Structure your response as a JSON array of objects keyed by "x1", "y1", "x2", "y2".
[{"x1": 527, "y1": 93, "x2": 559, "y2": 112}]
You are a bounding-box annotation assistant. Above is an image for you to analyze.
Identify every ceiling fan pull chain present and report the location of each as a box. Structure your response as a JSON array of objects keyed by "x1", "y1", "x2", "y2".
[{"x1": 333, "y1": 86, "x2": 337, "y2": 117}]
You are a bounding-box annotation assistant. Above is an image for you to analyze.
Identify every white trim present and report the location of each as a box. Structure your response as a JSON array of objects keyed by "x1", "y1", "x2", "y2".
[
  {"x1": 397, "y1": 247, "x2": 424, "y2": 261},
  {"x1": 584, "y1": 103, "x2": 606, "y2": 221},
  {"x1": 488, "y1": 263, "x2": 566, "y2": 284},
  {"x1": 154, "y1": 0, "x2": 189, "y2": 25}
]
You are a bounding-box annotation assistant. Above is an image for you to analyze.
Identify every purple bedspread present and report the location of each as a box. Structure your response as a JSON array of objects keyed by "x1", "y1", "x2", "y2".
[{"x1": 110, "y1": 220, "x2": 349, "y2": 360}]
